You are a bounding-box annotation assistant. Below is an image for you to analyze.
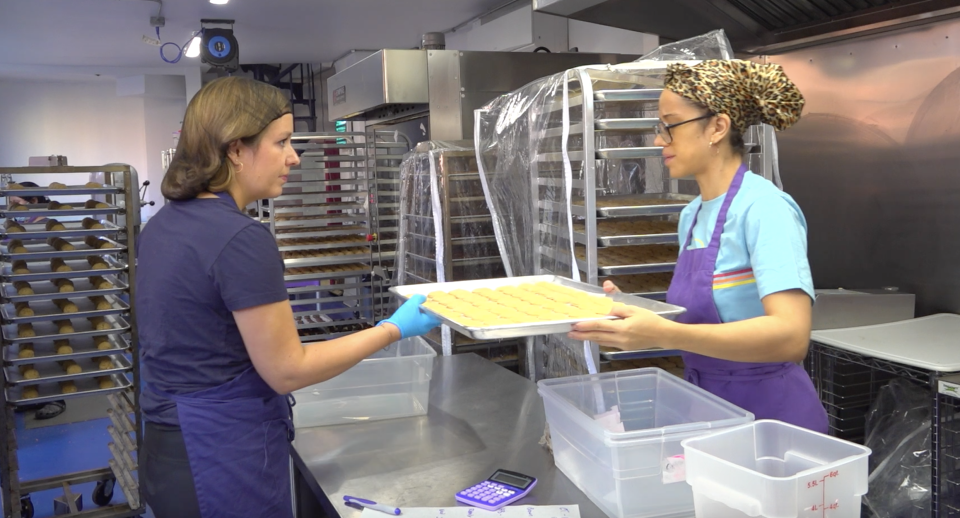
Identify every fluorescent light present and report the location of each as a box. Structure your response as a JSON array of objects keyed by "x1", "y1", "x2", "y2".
[
  {"x1": 210, "y1": 0, "x2": 229, "y2": 4},
  {"x1": 185, "y1": 36, "x2": 201, "y2": 58}
]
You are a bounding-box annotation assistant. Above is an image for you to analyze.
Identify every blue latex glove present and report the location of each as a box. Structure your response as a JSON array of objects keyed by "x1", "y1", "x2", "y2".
[{"x1": 379, "y1": 294, "x2": 441, "y2": 339}]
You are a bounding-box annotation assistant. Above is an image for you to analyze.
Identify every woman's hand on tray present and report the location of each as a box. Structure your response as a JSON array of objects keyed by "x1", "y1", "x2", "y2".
[
  {"x1": 568, "y1": 302, "x2": 670, "y2": 350},
  {"x1": 381, "y1": 294, "x2": 441, "y2": 339},
  {"x1": 602, "y1": 280, "x2": 621, "y2": 294}
]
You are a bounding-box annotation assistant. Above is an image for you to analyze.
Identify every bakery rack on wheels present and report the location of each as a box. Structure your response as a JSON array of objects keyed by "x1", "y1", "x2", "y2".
[
  {"x1": 257, "y1": 132, "x2": 385, "y2": 341},
  {"x1": 395, "y1": 142, "x2": 524, "y2": 373},
  {"x1": 806, "y1": 315, "x2": 960, "y2": 518},
  {"x1": 365, "y1": 130, "x2": 411, "y2": 325},
  {"x1": 475, "y1": 58, "x2": 781, "y2": 380},
  {"x1": 0, "y1": 166, "x2": 142, "y2": 518}
]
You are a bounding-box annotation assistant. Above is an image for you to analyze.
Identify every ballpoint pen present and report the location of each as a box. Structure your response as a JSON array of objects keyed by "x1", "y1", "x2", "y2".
[{"x1": 343, "y1": 495, "x2": 402, "y2": 515}]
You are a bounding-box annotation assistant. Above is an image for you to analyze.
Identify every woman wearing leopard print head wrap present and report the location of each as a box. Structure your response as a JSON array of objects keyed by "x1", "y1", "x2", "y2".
[{"x1": 570, "y1": 59, "x2": 827, "y2": 433}]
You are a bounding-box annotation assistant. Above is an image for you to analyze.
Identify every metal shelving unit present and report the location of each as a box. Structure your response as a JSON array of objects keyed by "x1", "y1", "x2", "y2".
[{"x1": 0, "y1": 166, "x2": 142, "y2": 518}]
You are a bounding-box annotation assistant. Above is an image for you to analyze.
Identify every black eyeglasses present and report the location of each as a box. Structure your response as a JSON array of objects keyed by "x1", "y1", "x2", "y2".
[{"x1": 655, "y1": 113, "x2": 715, "y2": 144}]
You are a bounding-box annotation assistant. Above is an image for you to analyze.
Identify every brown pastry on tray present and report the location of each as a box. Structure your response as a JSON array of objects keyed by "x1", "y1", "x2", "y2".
[
  {"x1": 14, "y1": 281, "x2": 34, "y2": 295},
  {"x1": 47, "y1": 237, "x2": 75, "y2": 251},
  {"x1": 81, "y1": 217, "x2": 104, "y2": 229},
  {"x1": 17, "y1": 323, "x2": 36, "y2": 337},
  {"x1": 7, "y1": 239, "x2": 28, "y2": 253},
  {"x1": 45, "y1": 219, "x2": 66, "y2": 231},
  {"x1": 87, "y1": 256, "x2": 108, "y2": 270},
  {"x1": 53, "y1": 278, "x2": 75, "y2": 292},
  {"x1": 14, "y1": 302, "x2": 34, "y2": 317},
  {"x1": 54, "y1": 299, "x2": 79, "y2": 313},
  {"x1": 51, "y1": 258, "x2": 72, "y2": 272},
  {"x1": 12, "y1": 260, "x2": 30, "y2": 274},
  {"x1": 5, "y1": 220, "x2": 25, "y2": 233}
]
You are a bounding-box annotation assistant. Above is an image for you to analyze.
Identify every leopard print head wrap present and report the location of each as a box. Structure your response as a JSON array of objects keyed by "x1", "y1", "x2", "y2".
[{"x1": 663, "y1": 59, "x2": 805, "y2": 135}]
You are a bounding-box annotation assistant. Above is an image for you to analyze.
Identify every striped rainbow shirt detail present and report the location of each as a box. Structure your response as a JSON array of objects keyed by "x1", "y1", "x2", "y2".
[{"x1": 713, "y1": 268, "x2": 756, "y2": 290}]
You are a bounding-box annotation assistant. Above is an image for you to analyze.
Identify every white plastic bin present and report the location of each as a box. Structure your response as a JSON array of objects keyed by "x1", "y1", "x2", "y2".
[
  {"x1": 682, "y1": 420, "x2": 871, "y2": 518},
  {"x1": 292, "y1": 337, "x2": 436, "y2": 428},
  {"x1": 537, "y1": 368, "x2": 754, "y2": 518}
]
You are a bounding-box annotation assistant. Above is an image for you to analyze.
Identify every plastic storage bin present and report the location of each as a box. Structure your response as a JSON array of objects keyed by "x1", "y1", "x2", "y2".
[
  {"x1": 292, "y1": 337, "x2": 436, "y2": 428},
  {"x1": 537, "y1": 368, "x2": 754, "y2": 518},
  {"x1": 682, "y1": 420, "x2": 871, "y2": 518}
]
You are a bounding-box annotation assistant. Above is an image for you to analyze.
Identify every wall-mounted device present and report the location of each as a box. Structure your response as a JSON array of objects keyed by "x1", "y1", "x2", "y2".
[{"x1": 200, "y1": 19, "x2": 239, "y2": 72}]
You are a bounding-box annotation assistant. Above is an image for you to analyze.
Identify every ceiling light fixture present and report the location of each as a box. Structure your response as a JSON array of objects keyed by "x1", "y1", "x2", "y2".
[
  {"x1": 210, "y1": 0, "x2": 229, "y2": 4},
  {"x1": 185, "y1": 36, "x2": 202, "y2": 58}
]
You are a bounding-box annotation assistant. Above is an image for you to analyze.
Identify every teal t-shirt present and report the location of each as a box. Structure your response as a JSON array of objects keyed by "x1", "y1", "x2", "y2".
[{"x1": 678, "y1": 171, "x2": 814, "y2": 324}]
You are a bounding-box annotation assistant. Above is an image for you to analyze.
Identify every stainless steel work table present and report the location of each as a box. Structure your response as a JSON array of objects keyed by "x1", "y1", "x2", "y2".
[{"x1": 290, "y1": 353, "x2": 607, "y2": 517}]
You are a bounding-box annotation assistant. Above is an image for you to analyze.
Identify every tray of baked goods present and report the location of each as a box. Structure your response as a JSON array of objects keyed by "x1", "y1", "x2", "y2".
[
  {"x1": 2, "y1": 314, "x2": 130, "y2": 343},
  {"x1": 4, "y1": 333, "x2": 129, "y2": 364},
  {"x1": 599, "y1": 346, "x2": 684, "y2": 363},
  {"x1": 6, "y1": 372, "x2": 131, "y2": 407},
  {"x1": 1, "y1": 294, "x2": 129, "y2": 324},
  {"x1": 274, "y1": 225, "x2": 369, "y2": 240},
  {"x1": 283, "y1": 263, "x2": 370, "y2": 281},
  {"x1": 575, "y1": 244, "x2": 679, "y2": 275},
  {"x1": 273, "y1": 202, "x2": 367, "y2": 215},
  {"x1": 5, "y1": 353, "x2": 131, "y2": 385},
  {"x1": 3, "y1": 275, "x2": 126, "y2": 303},
  {"x1": 2, "y1": 235, "x2": 125, "y2": 260},
  {"x1": 3, "y1": 217, "x2": 121, "y2": 240},
  {"x1": 571, "y1": 193, "x2": 694, "y2": 217},
  {"x1": 0, "y1": 199, "x2": 121, "y2": 218},
  {"x1": 282, "y1": 246, "x2": 371, "y2": 267},
  {"x1": 1, "y1": 180, "x2": 120, "y2": 197},
  {"x1": 277, "y1": 234, "x2": 370, "y2": 253},
  {"x1": 273, "y1": 213, "x2": 368, "y2": 229},
  {"x1": 391, "y1": 275, "x2": 685, "y2": 340},
  {"x1": 602, "y1": 272, "x2": 674, "y2": 298},
  {"x1": 1, "y1": 255, "x2": 124, "y2": 282},
  {"x1": 573, "y1": 218, "x2": 679, "y2": 247}
]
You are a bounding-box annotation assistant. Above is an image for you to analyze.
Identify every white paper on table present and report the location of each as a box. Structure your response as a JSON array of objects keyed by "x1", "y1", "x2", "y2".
[{"x1": 360, "y1": 504, "x2": 580, "y2": 518}]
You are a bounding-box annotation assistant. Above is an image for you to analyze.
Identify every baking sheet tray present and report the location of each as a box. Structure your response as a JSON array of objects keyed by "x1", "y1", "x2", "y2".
[
  {"x1": 2, "y1": 314, "x2": 129, "y2": 343},
  {"x1": 2, "y1": 219, "x2": 122, "y2": 240},
  {"x1": 5, "y1": 372, "x2": 131, "y2": 407},
  {"x1": 593, "y1": 262, "x2": 678, "y2": 275},
  {"x1": 1, "y1": 295, "x2": 129, "y2": 324},
  {"x1": 599, "y1": 348, "x2": 682, "y2": 361},
  {"x1": 1, "y1": 256, "x2": 126, "y2": 282},
  {"x1": 283, "y1": 264, "x2": 370, "y2": 282},
  {"x1": 3, "y1": 275, "x2": 127, "y2": 303},
  {"x1": 390, "y1": 274, "x2": 685, "y2": 340},
  {"x1": 5, "y1": 353, "x2": 131, "y2": 385},
  {"x1": 4, "y1": 333, "x2": 130, "y2": 364},
  {"x1": 0, "y1": 203, "x2": 122, "y2": 218},
  {"x1": 572, "y1": 193, "x2": 694, "y2": 217},
  {"x1": 0, "y1": 184, "x2": 121, "y2": 197},
  {"x1": 283, "y1": 253, "x2": 371, "y2": 268},
  {"x1": 596, "y1": 147, "x2": 663, "y2": 159},
  {"x1": 2, "y1": 237, "x2": 125, "y2": 260}
]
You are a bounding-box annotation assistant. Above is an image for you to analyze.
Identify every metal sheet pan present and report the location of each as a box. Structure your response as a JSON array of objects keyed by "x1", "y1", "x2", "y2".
[
  {"x1": 2, "y1": 220, "x2": 122, "y2": 240},
  {"x1": 283, "y1": 253, "x2": 371, "y2": 268},
  {"x1": 595, "y1": 118, "x2": 659, "y2": 131},
  {"x1": 2, "y1": 275, "x2": 128, "y2": 302},
  {"x1": 1, "y1": 256, "x2": 126, "y2": 282},
  {"x1": 283, "y1": 265, "x2": 370, "y2": 282},
  {"x1": 390, "y1": 274, "x2": 685, "y2": 340},
  {"x1": 0, "y1": 185, "x2": 121, "y2": 197},
  {"x1": 5, "y1": 372, "x2": 131, "y2": 407},
  {"x1": 2, "y1": 237, "x2": 126, "y2": 260},
  {"x1": 5, "y1": 353, "x2": 131, "y2": 385},
  {"x1": 576, "y1": 193, "x2": 694, "y2": 217},
  {"x1": 273, "y1": 225, "x2": 369, "y2": 240},
  {"x1": 599, "y1": 348, "x2": 682, "y2": 361},
  {"x1": 0, "y1": 203, "x2": 121, "y2": 218},
  {"x1": 596, "y1": 147, "x2": 662, "y2": 159},
  {"x1": 595, "y1": 262, "x2": 678, "y2": 276},
  {"x1": 1, "y1": 314, "x2": 130, "y2": 344},
  {"x1": 4, "y1": 333, "x2": 130, "y2": 364},
  {"x1": 594, "y1": 89, "x2": 661, "y2": 102},
  {"x1": 1, "y1": 295, "x2": 129, "y2": 324},
  {"x1": 596, "y1": 233, "x2": 678, "y2": 247}
]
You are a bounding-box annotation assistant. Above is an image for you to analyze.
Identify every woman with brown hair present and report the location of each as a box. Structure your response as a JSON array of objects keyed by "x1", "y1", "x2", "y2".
[
  {"x1": 136, "y1": 77, "x2": 439, "y2": 517},
  {"x1": 570, "y1": 60, "x2": 827, "y2": 433}
]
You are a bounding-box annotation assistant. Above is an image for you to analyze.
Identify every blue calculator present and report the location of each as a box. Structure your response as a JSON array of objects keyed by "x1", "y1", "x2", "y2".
[{"x1": 455, "y1": 469, "x2": 537, "y2": 511}]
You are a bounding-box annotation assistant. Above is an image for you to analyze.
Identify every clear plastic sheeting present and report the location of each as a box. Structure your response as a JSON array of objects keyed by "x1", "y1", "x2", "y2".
[
  {"x1": 863, "y1": 379, "x2": 932, "y2": 518},
  {"x1": 396, "y1": 140, "x2": 508, "y2": 355},
  {"x1": 475, "y1": 30, "x2": 738, "y2": 380}
]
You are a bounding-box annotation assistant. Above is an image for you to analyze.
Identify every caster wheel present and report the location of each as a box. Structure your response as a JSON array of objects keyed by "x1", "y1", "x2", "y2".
[
  {"x1": 93, "y1": 478, "x2": 115, "y2": 506},
  {"x1": 20, "y1": 496, "x2": 34, "y2": 518}
]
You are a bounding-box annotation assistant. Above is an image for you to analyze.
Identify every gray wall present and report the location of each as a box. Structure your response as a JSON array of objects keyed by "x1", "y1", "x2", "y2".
[{"x1": 766, "y1": 18, "x2": 960, "y2": 317}]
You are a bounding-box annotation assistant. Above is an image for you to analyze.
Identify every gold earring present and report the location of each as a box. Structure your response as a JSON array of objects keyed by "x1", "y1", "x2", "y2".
[{"x1": 236, "y1": 162, "x2": 243, "y2": 173}]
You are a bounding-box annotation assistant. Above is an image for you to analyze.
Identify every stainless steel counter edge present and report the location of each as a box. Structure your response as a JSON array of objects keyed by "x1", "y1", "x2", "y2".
[{"x1": 290, "y1": 354, "x2": 606, "y2": 517}]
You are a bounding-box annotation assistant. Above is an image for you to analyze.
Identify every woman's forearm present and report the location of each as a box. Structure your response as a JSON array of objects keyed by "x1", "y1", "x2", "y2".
[{"x1": 663, "y1": 314, "x2": 809, "y2": 363}]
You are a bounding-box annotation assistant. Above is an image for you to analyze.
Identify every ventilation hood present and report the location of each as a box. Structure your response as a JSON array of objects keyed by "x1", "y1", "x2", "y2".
[{"x1": 534, "y1": 0, "x2": 960, "y2": 53}]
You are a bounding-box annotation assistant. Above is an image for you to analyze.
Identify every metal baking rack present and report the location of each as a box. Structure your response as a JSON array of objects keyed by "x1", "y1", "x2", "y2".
[
  {"x1": 0, "y1": 165, "x2": 142, "y2": 518},
  {"x1": 396, "y1": 143, "x2": 524, "y2": 372},
  {"x1": 258, "y1": 132, "x2": 389, "y2": 343},
  {"x1": 527, "y1": 65, "x2": 778, "y2": 375}
]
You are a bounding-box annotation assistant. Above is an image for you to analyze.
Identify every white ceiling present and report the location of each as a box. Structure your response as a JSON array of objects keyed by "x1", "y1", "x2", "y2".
[{"x1": 0, "y1": 0, "x2": 512, "y2": 80}]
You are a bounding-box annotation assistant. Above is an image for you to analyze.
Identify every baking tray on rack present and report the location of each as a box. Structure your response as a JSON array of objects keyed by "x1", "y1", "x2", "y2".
[
  {"x1": 1, "y1": 255, "x2": 126, "y2": 282},
  {"x1": 391, "y1": 274, "x2": 685, "y2": 340},
  {"x1": 2, "y1": 219, "x2": 122, "y2": 240},
  {"x1": 2, "y1": 314, "x2": 130, "y2": 344},
  {"x1": 599, "y1": 348, "x2": 682, "y2": 361},
  {"x1": 4, "y1": 333, "x2": 130, "y2": 364},
  {"x1": 274, "y1": 225, "x2": 368, "y2": 239},
  {"x1": 2, "y1": 275, "x2": 128, "y2": 302},
  {"x1": 0, "y1": 183, "x2": 122, "y2": 197},
  {"x1": 2, "y1": 236, "x2": 126, "y2": 260},
  {"x1": 5, "y1": 372, "x2": 132, "y2": 407},
  {"x1": 5, "y1": 353, "x2": 131, "y2": 385},
  {"x1": 0, "y1": 202, "x2": 122, "y2": 218},
  {"x1": 573, "y1": 193, "x2": 694, "y2": 217},
  {"x1": 283, "y1": 263, "x2": 370, "y2": 281},
  {"x1": 1, "y1": 295, "x2": 129, "y2": 324}
]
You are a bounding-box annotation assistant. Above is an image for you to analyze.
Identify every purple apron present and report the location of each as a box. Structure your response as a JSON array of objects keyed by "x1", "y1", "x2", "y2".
[
  {"x1": 146, "y1": 190, "x2": 296, "y2": 517},
  {"x1": 666, "y1": 165, "x2": 827, "y2": 433}
]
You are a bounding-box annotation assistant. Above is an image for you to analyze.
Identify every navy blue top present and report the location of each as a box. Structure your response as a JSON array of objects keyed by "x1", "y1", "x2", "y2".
[{"x1": 136, "y1": 194, "x2": 288, "y2": 426}]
